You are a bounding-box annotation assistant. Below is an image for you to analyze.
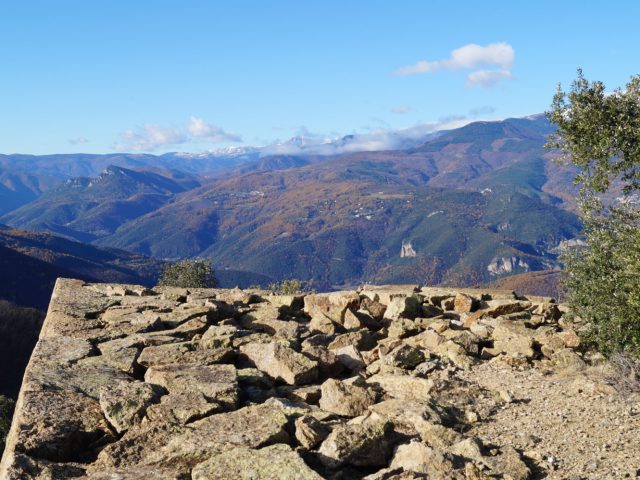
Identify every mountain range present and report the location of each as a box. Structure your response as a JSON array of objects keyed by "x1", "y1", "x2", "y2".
[{"x1": 0, "y1": 115, "x2": 583, "y2": 295}]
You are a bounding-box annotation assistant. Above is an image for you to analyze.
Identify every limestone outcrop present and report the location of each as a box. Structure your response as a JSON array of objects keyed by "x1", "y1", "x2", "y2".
[{"x1": 1, "y1": 279, "x2": 638, "y2": 479}]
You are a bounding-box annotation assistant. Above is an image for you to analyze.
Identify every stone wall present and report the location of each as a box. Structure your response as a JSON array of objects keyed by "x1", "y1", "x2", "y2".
[{"x1": 0, "y1": 278, "x2": 589, "y2": 479}]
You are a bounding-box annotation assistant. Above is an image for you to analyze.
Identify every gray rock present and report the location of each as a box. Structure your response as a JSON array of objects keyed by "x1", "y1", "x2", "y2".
[
  {"x1": 240, "y1": 341, "x2": 318, "y2": 385},
  {"x1": 99, "y1": 381, "x2": 163, "y2": 433},
  {"x1": 144, "y1": 363, "x2": 238, "y2": 410},
  {"x1": 318, "y1": 420, "x2": 393, "y2": 468},
  {"x1": 192, "y1": 444, "x2": 323, "y2": 480},
  {"x1": 319, "y1": 378, "x2": 376, "y2": 417}
]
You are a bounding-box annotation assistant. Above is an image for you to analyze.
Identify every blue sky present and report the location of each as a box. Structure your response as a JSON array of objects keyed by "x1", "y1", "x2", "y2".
[{"x1": 2, "y1": 0, "x2": 639, "y2": 154}]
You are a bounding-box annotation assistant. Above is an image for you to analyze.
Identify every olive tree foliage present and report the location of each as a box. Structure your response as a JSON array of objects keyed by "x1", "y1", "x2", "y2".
[
  {"x1": 547, "y1": 70, "x2": 640, "y2": 356},
  {"x1": 157, "y1": 258, "x2": 217, "y2": 288}
]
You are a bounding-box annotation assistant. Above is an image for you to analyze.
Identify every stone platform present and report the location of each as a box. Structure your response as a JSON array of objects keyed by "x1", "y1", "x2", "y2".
[{"x1": 1, "y1": 278, "x2": 613, "y2": 479}]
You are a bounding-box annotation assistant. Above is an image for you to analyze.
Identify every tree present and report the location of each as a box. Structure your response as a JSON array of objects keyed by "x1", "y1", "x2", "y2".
[
  {"x1": 547, "y1": 70, "x2": 640, "y2": 356},
  {"x1": 157, "y1": 258, "x2": 217, "y2": 288}
]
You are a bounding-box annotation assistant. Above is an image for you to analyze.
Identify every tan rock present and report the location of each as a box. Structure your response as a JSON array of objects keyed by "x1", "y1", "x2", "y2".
[
  {"x1": 453, "y1": 292, "x2": 476, "y2": 312},
  {"x1": 318, "y1": 420, "x2": 392, "y2": 468},
  {"x1": 99, "y1": 381, "x2": 163, "y2": 433},
  {"x1": 295, "y1": 414, "x2": 330, "y2": 449},
  {"x1": 304, "y1": 291, "x2": 360, "y2": 324},
  {"x1": 366, "y1": 373, "x2": 434, "y2": 401},
  {"x1": 144, "y1": 363, "x2": 238, "y2": 410},
  {"x1": 191, "y1": 444, "x2": 323, "y2": 480},
  {"x1": 319, "y1": 378, "x2": 376, "y2": 417},
  {"x1": 240, "y1": 341, "x2": 318, "y2": 385}
]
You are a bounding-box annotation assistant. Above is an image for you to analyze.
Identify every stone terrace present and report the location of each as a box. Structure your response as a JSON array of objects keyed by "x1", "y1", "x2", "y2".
[{"x1": 1, "y1": 278, "x2": 638, "y2": 479}]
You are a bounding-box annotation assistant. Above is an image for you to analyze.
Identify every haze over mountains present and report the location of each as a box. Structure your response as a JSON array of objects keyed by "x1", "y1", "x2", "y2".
[{"x1": 0, "y1": 115, "x2": 582, "y2": 300}]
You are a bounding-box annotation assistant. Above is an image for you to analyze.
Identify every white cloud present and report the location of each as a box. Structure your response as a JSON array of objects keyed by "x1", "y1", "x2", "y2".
[
  {"x1": 114, "y1": 117, "x2": 242, "y2": 152},
  {"x1": 68, "y1": 137, "x2": 88, "y2": 145},
  {"x1": 259, "y1": 116, "x2": 473, "y2": 156},
  {"x1": 391, "y1": 105, "x2": 411, "y2": 114},
  {"x1": 188, "y1": 117, "x2": 242, "y2": 142},
  {"x1": 392, "y1": 42, "x2": 515, "y2": 88},
  {"x1": 466, "y1": 69, "x2": 512, "y2": 88}
]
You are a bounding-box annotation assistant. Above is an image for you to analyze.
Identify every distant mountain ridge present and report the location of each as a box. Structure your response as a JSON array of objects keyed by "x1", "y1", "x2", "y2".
[
  {"x1": 0, "y1": 227, "x2": 163, "y2": 309},
  {"x1": 1, "y1": 115, "x2": 584, "y2": 289},
  {"x1": 2, "y1": 165, "x2": 201, "y2": 242}
]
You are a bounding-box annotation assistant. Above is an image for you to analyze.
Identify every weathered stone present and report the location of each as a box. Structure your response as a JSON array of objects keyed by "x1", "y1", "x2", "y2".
[
  {"x1": 552, "y1": 348, "x2": 586, "y2": 372},
  {"x1": 367, "y1": 373, "x2": 434, "y2": 401},
  {"x1": 418, "y1": 422, "x2": 462, "y2": 449},
  {"x1": 266, "y1": 293, "x2": 305, "y2": 312},
  {"x1": 99, "y1": 381, "x2": 163, "y2": 433},
  {"x1": 304, "y1": 291, "x2": 360, "y2": 324},
  {"x1": 420, "y1": 302, "x2": 443, "y2": 319},
  {"x1": 138, "y1": 341, "x2": 234, "y2": 367},
  {"x1": 144, "y1": 363, "x2": 238, "y2": 410},
  {"x1": 240, "y1": 341, "x2": 318, "y2": 385},
  {"x1": 453, "y1": 293, "x2": 477, "y2": 312},
  {"x1": 368, "y1": 399, "x2": 447, "y2": 436},
  {"x1": 484, "y1": 300, "x2": 532, "y2": 318},
  {"x1": 280, "y1": 385, "x2": 322, "y2": 404},
  {"x1": 192, "y1": 444, "x2": 323, "y2": 480},
  {"x1": 361, "y1": 285, "x2": 420, "y2": 305},
  {"x1": 384, "y1": 296, "x2": 421, "y2": 320},
  {"x1": 1, "y1": 280, "x2": 595, "y2": 480},
  {"x1": 333, "y1": 344, "x2": 366, "y2": 371},
  {"x1": 199, "y1": 324, "x2": 237, "y2": 349},
  {"x1": 319, "y1": 378, "x2": 376, "y2": 417},
  {"x1": 318, "y1": 420, "x2": 393, "y2": 468},
  {"x1": 449, "y1": 437, "x2": 485, "y2": 462},
  {"x1": 387, "y1": 318, "x2": 420, "y2": 339},
  {"x1": 485, "y1": 445, "x2": 530, "y2": 480},
  {"x1": 85, "y1": 466, "x2": 185, "y2": 479},
  {"x1": 308, "y1": 313, "x2": 341, "y2": 335},
  {"x1": 380, "y1": 344, "x2": 425, "y2": 369},
  {"x1": 11, "y1": 389, "x2": 115, "y2": 463},
  {"x1": 391, "y1": 442, "x2": 462, "y2": 479},
  {"x1": 145, "y1": 391, "x2": 221, "y2": 424},
  {"x1": 361, "y1": 297, "x2": 387, "y2": 321},
  {"x1": 328, "y1": 330, "x2": 377, "y2": 351},
  {"x1": 95, "y1": 403, "x2": 289, "y2": 470},
  {"x1": 295, "y1": 414, "x2": 330, "y2": 449},
  {"x1": 302, "y1": 345, "x2": 345, "y2": 377},
  {"x1": 239, "y1": 305, "x2": 301, "y2": 338},
  {"x1": 344, "y1": 308, "x2": 365, "y2": 330}
]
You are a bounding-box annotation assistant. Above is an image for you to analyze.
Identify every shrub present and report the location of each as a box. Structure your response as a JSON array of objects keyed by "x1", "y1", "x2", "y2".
[
  {"x1": 548, "y1": 71, "x2": 640, "y2": 357},
  {"x1": 157, "y1": 258, "x2": 217, "y2": 288},
  {"x1": 267, "y1": 279, "x2": 315, "y2": 295},
  {"x1": 562, "y1": 202, "x2": 640, "y2": 356}
]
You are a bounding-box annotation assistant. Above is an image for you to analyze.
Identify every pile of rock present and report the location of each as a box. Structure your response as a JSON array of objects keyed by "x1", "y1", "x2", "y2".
[{"x1": 0, "y1": 279, "x2": 589, "y2": 479}]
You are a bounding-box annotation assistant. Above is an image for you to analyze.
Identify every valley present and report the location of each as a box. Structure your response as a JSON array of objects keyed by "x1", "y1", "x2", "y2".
[{"x1": 0, "y1": 115, "x2": 582, "y2": 298}]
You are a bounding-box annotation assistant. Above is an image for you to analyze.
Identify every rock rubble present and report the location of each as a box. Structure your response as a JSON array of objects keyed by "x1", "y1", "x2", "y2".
[{"x1": 1, "y1": 279, "x2": 638, "y2": 479}]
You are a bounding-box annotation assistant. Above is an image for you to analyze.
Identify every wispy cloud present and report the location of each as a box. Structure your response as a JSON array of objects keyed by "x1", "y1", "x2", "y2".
[
  {"x1": 391, "y1": 105, "x2": 411, "y2": 114},
  {"x1": 466, "y1": 69, "x2": 512, "y2": 88},
  {"x1": 115, "y1": 125, "x2": 187, "y2": 152},
  {"x1": 260, "y1": 116, "x2": 472, "y2": 156},
  {"x1": 68, "y1": 137, "x2": 89, "y2": 145},
  {"x1": 392, "y1": 42, "x2": 514, "y2": 88},
  {"x1": 187, "y1": 117, "x2": 242, "y2": 142},
  {"x1": 114, "y1": 117, "x2": 242, "y2": 152}
]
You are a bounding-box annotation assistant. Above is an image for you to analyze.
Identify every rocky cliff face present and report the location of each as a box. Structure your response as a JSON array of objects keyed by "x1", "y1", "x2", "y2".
[{"x1": 2, "y1": 279, "x2": 638, "y2": 479}]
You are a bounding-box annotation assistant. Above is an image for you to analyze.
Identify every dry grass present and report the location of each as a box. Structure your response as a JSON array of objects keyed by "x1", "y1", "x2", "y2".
[{"x1": 605, "y1": 353, "x2": 640, "y2": 397}]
